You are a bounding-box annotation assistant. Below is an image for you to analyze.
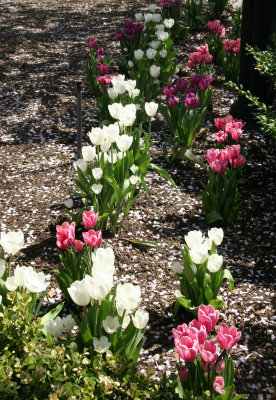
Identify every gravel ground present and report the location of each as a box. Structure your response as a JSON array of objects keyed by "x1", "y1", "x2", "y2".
[{"x1": 0, "y1": 0, "x2": 275, "y2": 398}]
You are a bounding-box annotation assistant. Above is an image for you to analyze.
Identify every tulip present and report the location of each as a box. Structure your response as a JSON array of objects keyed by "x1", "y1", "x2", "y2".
[
  {"x1": 208, "y1": 227, "x2": 224, "y2": 246},
  {"x1": 215, "y1": 359, "x2": 225, "y2": 373},
  {"x1": 188, "y1": 320, "x2": 207, "y2": 344},
  {"x1": 0, "y1": 230, "x2": 24, "y2": 255},
  {"x1": 108, "y1": 103, "x2": 123, "y2": 120},
  {"x1": 89, "y1": 127, "x2": 105, "y2": 146},
  {"x1": 134, "y1": 49, "x2": 144, "y2": 60},
  {"x1": 164, "y1": 18, "x2": 174, "y2": 28},
  {"x1": 68, "y1": 275, "x2": 92, "y2": 306},
  {"x1": 145, "y1": 102, "x2": 158, "y2": 117},
  {"x1": 82, "y1": 230, "x2": 102, "y2": 247},
  {"x1": 135, "y1": 13, "x2": 143, "y2": 21},
  {"x1": 92, "y1": 168, "x2": 103, "y2": 180},
  {"x1": 179, "y1": 366, "x2": 188, "y2": 382},
  {"x1": 213, "y1": 376, "x2": 226, "y2": 394},
  {"x1": 73, "y1": 158, "x2": 87, "y2": 172},
  {"x1": 56, "y1": 222, "x2": 75, "y2": 250},
  {"x1": 93, "y1": 336, "x2": 111, "y2": 353},
  {"x1": 230, "y1": 154, "x2": 246, "y2": 168},
  {"x1": 152, "y1": 13, "x2": 161, "y2": 23},
  {"x1": 157, "y1": 31, "x2": 169, "y2": 41},
  {"x1": 173, "y1": 262, "x2": 183, "y2": 274},
  {"x1": 62, "y1": 314, "x2": 75, "y2": 331},
  {"x1": 116, "y1": 283, "x2": 141, "y2": 314},
  {"x1": 198, "y1": 304, "x2": 219, "y2": 332},
  {"x1": 168, "y1": 95, "x2": 179, "y2": 107},
  {"x1": 149, "y1": 40, "x2": 161, "y2": 49},
  {"x1": 163, "y1": 85, "x2": 177, "y2": 97},
  {"x1": 46, "y1": 317, "x2": 64, "y2": 337},
  {"x1": 175, "y1": 335, "x2": 198, "y2": 362},
  {"x1": 87, "y1": 39, "x2": 97, "y2": 48},
  {"x1": 217, "y1": 323, "x2": 242, "y2": 349},
  {"x1": 185, "y1": 230, "x2": 204, "y2": 249},
  {"x1": 199, "y1": 339, "x2": 219, "y2": 363},
  {"x1": 82, "y1": 210, "x2": 98, "y2": 229},
  {"x1": 185, "y1": 93, "x2": 200, "y2": 109},
  {"x1": 189, "y1": 244, "x2": 209, "y2": 265},
  {"x1": 176, "y1": 79, "x2": 188, "y2": 91},
  {"x1": 207, "y1": 254, "x2": 223, "y2": 273},
  {"x1": 226, "y1": 145, "x2": 240, "y2": 160},
  {"x1": 116, "y1": 135, "x2": 133, "y2": 152},
  {"x1": 132, "y1": 310, "x2": 149, "y2": 329},
  {"x1": 92, "y1": 184, "x2": 103, "y2": 194},
  {"x1": 146, "y1": 48, "x2": 157, "y2": 59},
  {"x1": 199, "y1": 75, "x2": 213, "y2": 90},
  {"x1": 107, "y1": 87, "x2": 118, "y2": 99},
  {"x1": 172, "y1": 323, "x2": 190, "y2": 341},
  {"x1": 150, "y1": 65, "x2": 161, "y2": 78},
  {"x1": 115, "y1": 31, "x2": 123, "y2": 40},
  {"x1": 92, "y1": 247, "x2": 115, "y2": 271},
  {"x1": 23, "y1": 269, "x2": 49, "y2": 293},
  {"x1": 190, "y1": 75, "x2": 201, "y2": 85},
  {"x1": 82, "y1": 145, "x2": 96, "y2": 162},
  {"x1": 214, "y1": 130, "x2": 227, "y2": 143},
  {"x1": 89, "y1": 275, "x2": 112, "y2": 300},
  {"x1": 103, "y1": 316, "x2": 120, "y2": 334}
]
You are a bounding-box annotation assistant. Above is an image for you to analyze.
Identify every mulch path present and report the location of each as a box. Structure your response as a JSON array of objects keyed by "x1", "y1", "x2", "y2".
[{"x1": 0, "y1": 1, "x2": 275, "y2": 399}]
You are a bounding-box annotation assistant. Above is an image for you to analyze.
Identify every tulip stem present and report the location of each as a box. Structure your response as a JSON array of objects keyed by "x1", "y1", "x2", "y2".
[{"x1": 7, "y1": 253, "x2": 12, "y2": 277}]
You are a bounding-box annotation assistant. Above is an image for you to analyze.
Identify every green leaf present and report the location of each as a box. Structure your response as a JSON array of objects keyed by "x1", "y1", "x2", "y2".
[
  {"x1": 41, "y1": 302, "x2": 64, "y2": 335},
  {"x1": 221, "y1": 269, "x2": 235, "y2": 292},
  {"x1": 150, "y1": 163, "x2": 176, "y2": 187},
  {"x1": 181, "y1": 149, "x2": 204, "y2": 166},
  {"x1": 206, "y1": 210, "x2": 223, "y2": 225},
  {"x1": 120, "y1": 238, "x2": 159, "y2": 247}
]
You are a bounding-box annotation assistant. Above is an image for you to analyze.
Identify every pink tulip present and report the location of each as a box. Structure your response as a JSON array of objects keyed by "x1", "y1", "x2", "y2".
[
  {"x1": 96, "y1": 47, "x2": 104, "y2": 56},
  {"x1": 82, "y1": 210, "x2": 98, "y2": 229},
  {"x1": 124, "y1": 20, "x2": 133, "y2": 29},
  {"x1": 56, "y1": 222, "x2": 75, "y2": 250},
  {"x1": 187, "y1": 84, "x2": 197, "y2": 94},
  {"x1": 198, "y1": 305, "x2": 219, "y2": 332},
  {"x1": 203, "y1": 53, "x2": 213, "y2": 63},
  {"x1": 230, "y1": 154, "x2": 246, "y2": 168},
  {"x1": 214, "y1": 130, "x2": 227, "y2": 143},
  {"x1": 98, "y1": 64, "x2": 110, "y2": 75},
  {"x1": 175, "y1": 335, "x2": 198, "y2": 362},
  {"x1": 226, "y1": 145, "x2": 240, "y2": 159},
  {"x1": 208, "y1": 20, "x2": 221, "y2": 32},
  {"x1": 215, "y1": 359, "x2": 225, "y2": 373},
  {"x1": 197, "y1": 45, "x2": 209, "y2": 55},
  {"x1": 172, "y1": 323, "x2": 190, "y2": 341},
  {"x1": 206, "y1": 148, "x2": 220, "y2": 163},
  {"x1": 211, "y1": 159, "x2": 228, "y2": 174},
  {"x1": 87, "y1": 39, "x2": 97, "y2": 48},
  {"x1": 230, "y1": 128, "x2": 243, "y2": 141},
  {"x1": 115, "y1": 31, "x2": 123, "y2": 40},
  {"x1": 163, "y1": 85, "x2": 177, "y2": 97},
  {"x1": 190, "y1": 75, "x2": 200, "y2": 85},
  {"x1": 133, "y1": 23, "x2": 144, "y2": 33},
  {"x1": 217, "y1": 323, "x2": 242, "y2": 349},
  {"x1": 199, "y1": 339, "x2": 219, "y2": 363},
  {"x1": 185, "y1": 93, "x2": 199, "y2": 109},
  {"x1": 168, "y1": 95, "x2": 179, "y2": 107},
  {"x1": 213, "y1": 376, "x2": 226, "y2": 394},
  {"x1": 126, "y1": 33, "x2": 135, "y2": 41},
  {"x1": 74, "y1": 240, "x2": 84, "y2": 252},
  {"x1": 189, "y1": 320, "x2": 207, "y2": 345},
  {"x1": 82, "y1": 230, "x2": 102, "y2": 247},
  {"x1": 201, "y1": 361, "x2": 214, "y2": 372},
  {"x1": 199, "y1": 75, "x2": 213, "y2": 90},
  {"x1": 97, "y1": 55, "x2": 105, "y2": 62},
  {"x1": 176, "y1": 78, "x2": 188, "y2": 91},
  {"x1": 179, "y1": 366, "x2": 189, "y2": 382}
]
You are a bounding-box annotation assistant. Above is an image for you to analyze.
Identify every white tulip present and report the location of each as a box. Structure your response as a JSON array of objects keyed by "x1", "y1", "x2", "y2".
[
  {"x1": 128, "y1": 60, "x2": 134, "y2": 68},
  {"x1": 185, "y1": 230, "x2": 204, "y2": 249},
  {"x1": 144, "y1": 13, "x2": 153, "y2": 23},
  {"x1": 173, "y1": 262, "x2": 183, "y2": 274},
  {"x1": 73, "y1": 158, "x2": 87, "y2": 172},
  {"x1": 207, "y1": 254, "x2": 223, "y2": 273},
  {"x1": 82, "y1": 145, "x2": 96, "y2": 162},
  {"x1": 157, "y1": 31, "x2": 169, "y2": 41},
  {"x1": 156, "y1": 24, "x2": 165, "y2": 31},
  {"x1": 5, "y1": 276, "x2": 19, "y2": 291},
  {"x1": 149, "y1": 40, "x2": 161, "y2": 49},
  {"x1": 46, "y1": 317, "x2": 64, "y2": 337},
  {"x1": 64, "y1": 198, "x2": 74, "y2": 208},
  {"x1": 116, "y1": 135, "x2": 133, "y2": 152},
  {"x1": 0, "y1": 259, "x2": 5, "y2": 278},
  {"x1": 164, "y1": 18, "x2": 175, "y2": 28},
  {"x1": 100, "y1": 139, "x2": 111, "y2": 153},
  {"x1": 116, "y1": 283, "x2": 141, "y2": 313},
  {"x1": 150, "y1": 65, "x2": 161, "y2": 78},
  {"x1": 112, "y1": 80, "x2": 126, "y2": 95},
  {"x1": 68, "y1": 276, "x2": 92, "y2": 306},
  {"x1": 145, "y1": 102, "x2": 158, "y2": 117},
  {"x1": 204, "y1": 237, "x2": 213, "y2": 250},
  {"x1": 0, "y1": 295, "x2": 2, "y2": 304},
  {"x1": 62, "y1": 314, "x2": 76, "y2": 331},
  {"x1": 89, "y1": 127, "x2": 104, "y2": 146},
  {"x1": 93, "y1": 336, "x2": 110, "y2": 353},
  {"x1": 128, "y1": 89, "x2": 140, "y2": 99},
  {"x1": 191, "y1": 264, "x2": 197, "y2": 275},
  {"x1": 24, "y1": 270, "x2": 49, "y2": 293},
  {"x1": 111, "y1": 74, "x2": 125, "y2": 82},
  {"x1": 125, "y1": 80, "x2": 136, "y2": 92},
  {"x1": 107, "y1": 87, "x2": 118, "y2": 99},
  {"x1": 92, "y1": 184, "x2": 103, "y2": 194},
  {"x1": 149, "y1": 3, "x2": 157, "y2": 12},
  {"x1": 189, "y1": 244, "x2": 209, "y2": 265},
  {"x1": 0, "y1": 230, "x2": 24, "y2": 255},
  {"x1": 104, "y1": 123, "x2": 120, "y2": 143},
  {"x1": 208, "y1": 228, "x2": 224, "y2": 246},
  {"x1": 103, "y1": 316, "x2": 120, "y2": 334},
  {"x1": 92, "y1": 168, "x2": 103, "y2": 180},
  {"x1": 88, "y1": 275, "x2": 112, "y2": 300},
  {"x1": 135, "y1": 13, "x2": 143, "y2": 21},
  {"x1": 134, "y1": 49, "x2": 144, "y2": 60},
  {"x1": 159, "y1": 49, "x2": 167, "y2": 58},
  {"x1": 132, "y1": 310, "x2": 149, "y2": 329},
  {"x1": 146, "y1": 48, "x2": 157, "y2": 59},
  {"x1": 152, "y1": 13, "x2": 161, "y2": 23},
  {"x1": 130, "y1": 175, "x2": 140, "y2": 185},
  {"x1": 122, "y1": 315, "x2": 130, "y2": 330},
  {"x1": 108, "y1": 103, "x2": 123, "y2": 120},
  {"x1": 119, "y1": 111, "x2": 136, "y2": 127},
  {"x1": 92, "y1": 247, "x2": 115, "y2": 271}
]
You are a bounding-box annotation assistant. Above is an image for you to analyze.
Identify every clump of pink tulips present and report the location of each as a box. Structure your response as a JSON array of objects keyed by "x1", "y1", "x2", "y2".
[
  {"x1": 54, "y1": 213, "x2": 102, "y2": 303},
  {"x1": 202, "y1": 115, "x2": 246, "y2": 225},
  {"x1": 173, "y1": 305, "x2": 246, "y2": 398},
  {"x1": 207, "y1": 19, "x2": 225, "y2": 65}
]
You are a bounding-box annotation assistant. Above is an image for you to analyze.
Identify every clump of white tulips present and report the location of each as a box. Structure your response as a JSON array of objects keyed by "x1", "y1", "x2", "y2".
[{"x1": 172, "y1": 227, "x2": 234, "y2": 314}]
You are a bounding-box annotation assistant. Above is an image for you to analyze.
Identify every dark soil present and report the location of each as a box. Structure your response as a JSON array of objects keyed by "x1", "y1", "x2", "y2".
[{"x1": 0, "y1": 1, "x2": 275, "y2": 399}]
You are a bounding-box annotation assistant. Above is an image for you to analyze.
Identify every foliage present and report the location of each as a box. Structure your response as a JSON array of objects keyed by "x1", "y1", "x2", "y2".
[
  {"x1": 208, "y1": 0, "x2": 229, "y2": 19},
  {"x1": 185, "y1": 0, "x2": 205, "y2": 30}
]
